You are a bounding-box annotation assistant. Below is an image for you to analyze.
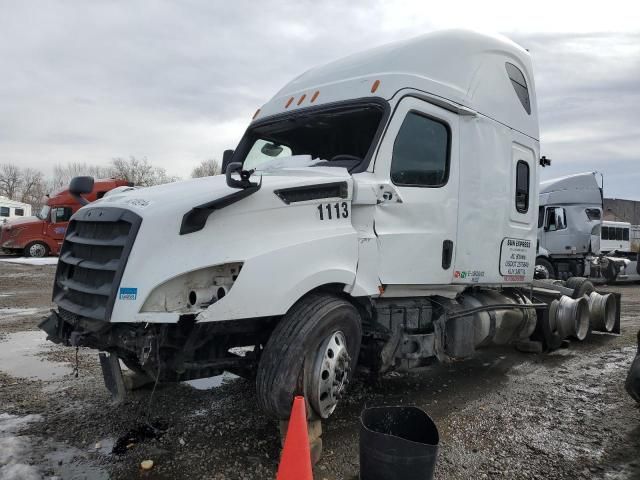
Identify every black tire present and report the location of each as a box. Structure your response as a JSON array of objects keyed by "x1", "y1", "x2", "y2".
[
  {"x1": 535, "y1": 257, "x2": 555, "y2": 279},
  {"x1": 256, "y1": 293, "x2": 362, "y2": 419},
  {"x1": 565, "y1": 277, "x2": 595, "y2": 298},
  {"x1": 24, "y1": 241, "x2": 49, "y2": 258}
]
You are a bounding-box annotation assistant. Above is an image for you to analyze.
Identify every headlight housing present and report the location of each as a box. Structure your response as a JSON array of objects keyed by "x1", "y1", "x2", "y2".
[{"x1": 140, "y1": 262, "x2": 243, "y2": 313}]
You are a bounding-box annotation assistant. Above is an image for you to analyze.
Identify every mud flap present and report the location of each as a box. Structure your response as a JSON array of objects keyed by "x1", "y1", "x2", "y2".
[{"x1": 99, "y1": 352, "x2": 126, "y2": 404}]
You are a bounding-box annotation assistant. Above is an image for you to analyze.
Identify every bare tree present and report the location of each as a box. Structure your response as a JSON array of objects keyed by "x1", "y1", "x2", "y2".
[
  {"x1": 191, "y1": 159, "x2": 221, "y2": 178},
  {"x1": 20, "y1": 168, "x2": 46, "y2": 210},
  {"x1": 110, "y1": 156, "x2": 179, "y2": 186},
  {"x1": 0, "y1": 164, "x2": 22, "y2": 199},
  {"x1": 50, "y1": 162, "x2": 111, "y2": 190}
]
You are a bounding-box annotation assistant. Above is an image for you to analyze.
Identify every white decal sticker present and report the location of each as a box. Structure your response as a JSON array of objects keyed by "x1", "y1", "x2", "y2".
[{"x1": 500, "y1": 237, "x2": 533, "y2": 282}]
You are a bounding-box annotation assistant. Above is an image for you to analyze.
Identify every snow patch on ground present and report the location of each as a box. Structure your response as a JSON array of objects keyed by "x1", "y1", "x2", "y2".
[
  {"x1": 0, "y1": 257, "x2": 58, "y2": 266},
  {"x1": 0, "y1": 413, "x2": 42, "y2": 480},
  {"x1": 0, "y1": 308, "x2": 42, "y2": 320}
]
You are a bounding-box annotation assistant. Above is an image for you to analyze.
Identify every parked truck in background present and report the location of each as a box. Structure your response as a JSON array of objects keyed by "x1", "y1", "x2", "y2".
[
  {"x1": 0, "y1": 178, "x2": 130, "y2": 257},
  {"x1": 536, "y1": 172, "x2": 640, "y2": 282},
  {"x1": 39, "y1": 30, "x2": 619, "y2": 431},
  {"x1": 536, "y1": 172, "x2": 603, "y2": 280},
  {"x1": 600, "y1": 221, "x2": 640, "y2": 282},
  {"x1": 0, "y1": 196, "x2": 32, "y2": 224}
]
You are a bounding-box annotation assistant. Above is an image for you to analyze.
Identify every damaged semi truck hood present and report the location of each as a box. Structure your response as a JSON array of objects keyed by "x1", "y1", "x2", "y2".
[{"x1": 57, "y1": 166, "x2": 359, "y2": 324}]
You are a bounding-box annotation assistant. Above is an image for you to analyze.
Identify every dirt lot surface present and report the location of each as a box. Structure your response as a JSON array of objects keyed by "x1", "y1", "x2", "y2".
[{"x1": 1, "y1": 258, "x2": 639, "y2": 480}]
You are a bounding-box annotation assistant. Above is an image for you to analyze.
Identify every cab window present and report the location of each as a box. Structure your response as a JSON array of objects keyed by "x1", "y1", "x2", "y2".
[
  {"x1": 0, "y1": 207, "x2": 9, "y2": 217},
  {"x1": 390, "y1": 111, "x2": 450, "y2": 187},
  {"x1": 15, "y1": 208, "x2": 24, "y2": 216},
  {"x1": 546, "y1": 207, "x2": 567, "y2": 231},
  {"x1": 51, "y1": 207, "x2": 73, "y2": 223}
]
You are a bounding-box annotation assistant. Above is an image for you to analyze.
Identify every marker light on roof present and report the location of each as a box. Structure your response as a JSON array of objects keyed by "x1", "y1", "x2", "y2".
[
  {"x1": 311, "y1": 91, "x2": 320, "y2": 103},
  {"x1": 297, "y1": 94, "x2": 307, "y2": 106},
  {"x1": 285, "y1": 97, "x2": 294, "y2": 108},
  {"x1": 252, "y1": 109, "x2": 261, "y2": 119},
  {"x1": 371, "y1": 79, "x2": 380, "y2": 93}
]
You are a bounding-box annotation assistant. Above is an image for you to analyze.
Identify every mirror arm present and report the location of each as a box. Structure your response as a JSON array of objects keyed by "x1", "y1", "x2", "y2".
[{"x1": 71, "y1": 193, "x2": 90, "y2": 206}]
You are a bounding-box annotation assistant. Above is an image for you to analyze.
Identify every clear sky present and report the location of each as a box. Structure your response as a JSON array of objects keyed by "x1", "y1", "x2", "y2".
[{"x1": 1, "y1": 0, "x2": 639, "y2": 198}]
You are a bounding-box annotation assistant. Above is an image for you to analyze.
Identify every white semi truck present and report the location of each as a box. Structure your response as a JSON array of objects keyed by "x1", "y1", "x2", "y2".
[
  {"x1": 40, "y1": 30, "x2": 619, "y2": 422},
  {"x1": 536, "y1": 172, "x2": 604, "y2": 280},
  {"x1": 536, "y1": 173, "x2": 640, "y2": 282}
]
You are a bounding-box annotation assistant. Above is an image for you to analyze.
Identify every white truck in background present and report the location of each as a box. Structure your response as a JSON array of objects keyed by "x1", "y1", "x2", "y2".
[
  {"x1": 600, "y1": 221, "x2": 640, "y2": 282},
  {"x1": 39, "y1": 30, "x2": 620, "y2": 428},
  {"x1": 536, "y1": 172, "x2": 640, "y2": 282},
  {"x1": 536, "y1": 172, "x2": 604, "y2": 279}
]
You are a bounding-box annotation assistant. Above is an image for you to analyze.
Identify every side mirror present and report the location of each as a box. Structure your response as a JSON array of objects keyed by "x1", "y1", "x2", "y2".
[
  {"x1": 221, "y1": 150, "x2": 235, "y2": 174},
  {"x1": 69, "y1": 176, "x2": 94, "y2": 195},
  {"x1": 69, "y1": 176, "x2": 94, "y2": 206}
]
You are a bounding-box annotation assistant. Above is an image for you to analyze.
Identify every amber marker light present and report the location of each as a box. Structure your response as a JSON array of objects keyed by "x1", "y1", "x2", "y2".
[
  {"x1": 371, "y1": 79, "x2": 381, "y2": 93},
  {"x1": 297, "y1": 94, "x2": 307, "y2": 106},
  {"x1": 285, "y1": 97, "x2": 294, "y2": 108},
  {"x1": 311, "y1": 91, "x2": 320, "y2": 103},
  {"x1": 252, "y1": 108, "x2": 261, "y2": 119}
]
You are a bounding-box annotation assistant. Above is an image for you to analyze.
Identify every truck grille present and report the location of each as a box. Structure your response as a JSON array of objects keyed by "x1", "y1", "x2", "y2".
[{"x1": 53, "y1": 207, "x2": 142, "y2": 321}]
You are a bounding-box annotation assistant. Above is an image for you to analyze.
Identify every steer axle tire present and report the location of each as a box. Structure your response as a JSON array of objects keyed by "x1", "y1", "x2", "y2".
[
  {"x1": 256, "y1": 293, "x2": 362, "y2": 420},
  {"x1": 24, "y1": 241, "x2": 49, "y2": 258}
]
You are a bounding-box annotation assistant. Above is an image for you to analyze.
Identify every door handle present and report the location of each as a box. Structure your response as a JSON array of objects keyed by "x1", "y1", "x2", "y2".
[{"x1": 442, "y1": 240, "x2": 453, "y2": 269}]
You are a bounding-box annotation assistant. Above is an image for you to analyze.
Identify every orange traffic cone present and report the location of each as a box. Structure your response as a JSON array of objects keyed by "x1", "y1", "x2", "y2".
[{"x1": 276, "y1": 396, "x2": 313, "y2": 480}]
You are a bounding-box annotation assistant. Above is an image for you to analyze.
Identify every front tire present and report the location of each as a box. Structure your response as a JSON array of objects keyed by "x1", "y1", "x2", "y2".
[
  {"x1": 535, "y1": 257, "x2": 556, "y2": 279},
  {"x1": 24, "y1": 241, "x2": 49, "y2": 258},
  {"x1": 256, "y1": 293, "x2": 362, "y2": 419}
]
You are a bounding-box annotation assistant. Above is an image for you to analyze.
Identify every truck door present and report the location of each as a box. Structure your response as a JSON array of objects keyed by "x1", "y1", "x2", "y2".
[
  {"x1": 47, "y1": 206, "x2": 73, "y2": 246},
  {"x1": 543, "y1": 206, "x2": 570, "y2": 254},
  {"x1": 372, "y1": 97, "x2": 459, "y2": 285}
]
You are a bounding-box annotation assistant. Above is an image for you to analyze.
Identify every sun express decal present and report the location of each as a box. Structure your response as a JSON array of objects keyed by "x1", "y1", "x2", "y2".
[
  {"x1": 500, "y1": 238, "x2": 533, "y2": 282},
  {"x1": 119, "y1": 287, "x2": 137, "y2": 300}
]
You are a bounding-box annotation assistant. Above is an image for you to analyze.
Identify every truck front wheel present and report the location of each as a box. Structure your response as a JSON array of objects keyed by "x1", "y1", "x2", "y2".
[
  {"x1": 535, "y1": 257, "x2": 555, "y2": 279},
  {"x1": 256, "y1": 293, "x2": 362, "y2": 420},
  {"x1": 24, "y1": 241, "x2": 49, "y2": 258}
]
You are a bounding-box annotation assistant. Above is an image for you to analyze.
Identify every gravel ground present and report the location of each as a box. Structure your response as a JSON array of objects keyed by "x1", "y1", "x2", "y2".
[{"x1": 1, "y1": 259, "x2": 639, "y2": 479}]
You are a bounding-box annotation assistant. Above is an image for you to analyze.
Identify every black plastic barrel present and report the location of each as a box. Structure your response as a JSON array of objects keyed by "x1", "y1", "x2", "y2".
[{"x1": 360, "y1": 406, "x2": 439, "y2": 480}]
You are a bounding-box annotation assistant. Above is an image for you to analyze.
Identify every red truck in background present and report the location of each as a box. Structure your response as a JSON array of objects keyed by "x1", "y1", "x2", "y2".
[{"x1": 0, "y1": 178, "x2": 130, "y2": 257}]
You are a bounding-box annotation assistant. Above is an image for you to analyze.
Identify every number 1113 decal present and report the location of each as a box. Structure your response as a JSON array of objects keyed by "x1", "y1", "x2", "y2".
[{"x1": 317, "y1": 202, "x2": 349, "y2": 220}]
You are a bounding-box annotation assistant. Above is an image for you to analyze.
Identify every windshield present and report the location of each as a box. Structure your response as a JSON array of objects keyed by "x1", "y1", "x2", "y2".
[
  {"x1": 37, "y1": 205, "x2": 50, "y2": 220},
  {"x1": 238, "y1": 103, "x2": 385, "y2": 172}
]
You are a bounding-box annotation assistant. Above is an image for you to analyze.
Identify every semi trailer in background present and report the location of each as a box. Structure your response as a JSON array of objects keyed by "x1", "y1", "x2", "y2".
[
  {"x1": 39, "y1": 30, "x2": 620, "y2": 434},
  {"x1": 0, "y1": 178, "x2": 130, "y2": 257},
  {"x1": 0, "y1": 196, "x2": 32, "y2": 224}
]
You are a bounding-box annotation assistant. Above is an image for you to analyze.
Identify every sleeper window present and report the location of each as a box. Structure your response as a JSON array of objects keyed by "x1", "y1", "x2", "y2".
[
  {"x1": 0, "y1": 207, "x2": 9, "y2": 217},
  {"x1": 505, "y1": 62, "x2": 531, "y2": 114},
  {"x1": 585, "y1": 208, "x2": 601, "y2": 221},
  {"x1": 15, "y1": 208, "x2": 24, "y2": 216},
  {"x1": 515, "y1": 161, "x2": 530, "y2": 213},
  {"x1": 390, "y1": 112, "x2": 449, "y2": 187},
  {"x1": 538, "y1": 206, "x2": 545, "y2": 228}
]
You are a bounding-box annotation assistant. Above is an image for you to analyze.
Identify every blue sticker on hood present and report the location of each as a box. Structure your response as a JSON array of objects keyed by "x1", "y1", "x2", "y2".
[{"x1": 119, "y1": 288, "x2": 137, "y2": 300}]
